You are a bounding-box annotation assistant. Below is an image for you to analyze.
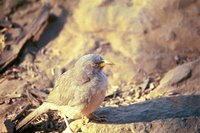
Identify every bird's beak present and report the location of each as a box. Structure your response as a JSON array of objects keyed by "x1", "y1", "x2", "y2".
[{"x1": 100, "y1": 60, "x2": 114, "y2": 67}]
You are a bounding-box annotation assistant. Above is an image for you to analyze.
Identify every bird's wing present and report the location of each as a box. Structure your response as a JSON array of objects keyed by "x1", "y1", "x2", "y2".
[{"x1": 45, "y1": 70, "x2": 91, "y2": 107}]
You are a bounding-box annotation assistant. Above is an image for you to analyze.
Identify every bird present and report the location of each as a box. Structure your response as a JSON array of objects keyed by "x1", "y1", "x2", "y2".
[{"x1": 16, "y1": 54, "x2": 113, "y2": 132}]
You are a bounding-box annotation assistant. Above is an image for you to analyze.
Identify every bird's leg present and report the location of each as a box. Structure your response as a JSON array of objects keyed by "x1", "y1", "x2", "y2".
[
  {"x1": 60, "y1": 114, "x2": 73, "y2": 133},
  {"x1": 87, "y1": 113, "x2": 107, "y2": 122}
]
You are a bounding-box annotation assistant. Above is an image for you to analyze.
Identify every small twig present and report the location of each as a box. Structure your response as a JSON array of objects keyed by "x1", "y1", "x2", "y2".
[
  {"x1": 26, "y1": 90, "x2": 41, "y2": 107},
  {"x1": 29, "y1": 89, "x2": 48, "y2": 101},
  {"x1": 13, "y1": 104, "x2": 32, "y2": 122}
]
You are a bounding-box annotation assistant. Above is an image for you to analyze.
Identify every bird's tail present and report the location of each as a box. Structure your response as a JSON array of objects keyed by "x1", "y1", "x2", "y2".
[{"x1": 16, "y1": 102, "x2": 50, "y2": 132}]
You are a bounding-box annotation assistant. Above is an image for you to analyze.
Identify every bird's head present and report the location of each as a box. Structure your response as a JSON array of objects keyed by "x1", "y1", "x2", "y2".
[{"x1": 75, "y1": 54, "x2": 113, "y2": 76}]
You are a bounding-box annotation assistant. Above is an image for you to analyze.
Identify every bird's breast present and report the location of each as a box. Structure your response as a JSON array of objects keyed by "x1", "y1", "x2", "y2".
[
  {"x1": 81, "y1": 74, "x2": 107, "y2": 116},
  {"x1": 81, "y1": 87, "x2": 106, "y2": 116}
]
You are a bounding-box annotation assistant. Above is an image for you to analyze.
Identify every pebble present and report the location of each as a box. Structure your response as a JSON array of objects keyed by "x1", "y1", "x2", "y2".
[
  {"x1": 135, "y1": 90, "x2": 142, "y2": 99},
  {"x1": 116, "y1": 96, "x2": 124, "y2": 103},
  {"x1": 108, "y1": 104, "x2": 119, "y2": 107},
  {"x1": 125, "y1": 96, "x2": 133, "y2": 101},
  {"x1": 110, "y1": 99, "x2": 120, "y2": 105},
  {"x1": 149, "y1": 83, "x2": 155, "y2": 90},
  {"x1": 120, "y1": 102, "x2": 129, "y2": 106}
]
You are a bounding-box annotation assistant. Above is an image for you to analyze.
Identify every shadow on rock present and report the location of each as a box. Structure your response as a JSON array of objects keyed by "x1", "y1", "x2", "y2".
[
  {"x1": 95, "y1": 95, "x2": 200, "y2": 124},
  {"x1": 18, "y1": 5, "x2": 68, "y2": 63},
  {"x1": 33, "y1": 5, "x2": 68, "y2": 52}
]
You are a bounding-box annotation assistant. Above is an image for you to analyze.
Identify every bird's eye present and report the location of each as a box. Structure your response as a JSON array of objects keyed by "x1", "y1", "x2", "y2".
[{"x1": 92, "y1": 63, "x2": 99, "y2": 68}]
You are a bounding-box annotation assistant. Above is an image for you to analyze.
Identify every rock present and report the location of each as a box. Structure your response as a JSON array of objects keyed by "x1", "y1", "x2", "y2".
[
  {"x1": 0, "y1": 118, "x2": 15, "y2": 133},
  {"x1": 135, "y1": 88, "x2": 142, "y2": 99},
  {"x1": 147, "y1": 57, "x2": 200, "y2": 98},
  {"x1": 99, "y1": 95, "x2": 200, "y2": 123},
  {"x1": 105, "y1": 85, "x2": 119, "y2": 97},
  {"x1": 159, "y1": 64, "x2": 191, "y2": 87},
  {"x1": 149, "y1": 83, "x2": 155, "y2": 90},
  {"x1": 3, "y1": 119, "x2": 15, "y2": 133},
  {"x1": 0, "y1": 118, "x2": 8, "y2": 133},
  {"x1": 0, "y1": 79, "x2": 27, "y2": 97},
  {"x1": 81, "y1": 95, "x2": 200, "y2": 133},
  {"x1": 70, "y1": 0, "x2": 200, "y2": 83},
  {"x1": 178, "y1": 0, "x2": 197, "y2": 8},
  {"x1": 138, "y1": 78, "x2": 151, "y2": 91},
  {"x1": 70, "y1": 119, "x2": 85, "y2": 132}
]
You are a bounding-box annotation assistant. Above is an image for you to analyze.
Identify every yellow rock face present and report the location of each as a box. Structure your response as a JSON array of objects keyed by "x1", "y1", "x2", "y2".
[{"x1": 37, "y1": 0, "x2": 200, "y2": 85}]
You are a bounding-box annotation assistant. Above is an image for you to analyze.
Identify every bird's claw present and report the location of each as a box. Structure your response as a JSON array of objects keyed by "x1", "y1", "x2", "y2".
[{"x1": 87, "y1": 114, "x2": 107, "y2": 122}]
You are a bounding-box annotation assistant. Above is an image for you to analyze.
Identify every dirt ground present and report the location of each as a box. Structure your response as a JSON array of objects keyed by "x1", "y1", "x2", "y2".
[{"x1": 0, "y1": 0, "x2": 200, "y2": 132}]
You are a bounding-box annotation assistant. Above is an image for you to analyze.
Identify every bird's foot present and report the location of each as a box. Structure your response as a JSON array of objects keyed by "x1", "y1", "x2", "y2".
[
  {"x1": 87, "y1": 113, "x2": 107, "y2": 122},
  {"x1": 82, "y1": 116, "x2": 90, "y2": 125}
]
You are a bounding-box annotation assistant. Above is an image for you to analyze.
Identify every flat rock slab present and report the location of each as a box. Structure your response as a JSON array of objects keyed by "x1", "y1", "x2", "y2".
[
  {"x1": 95, "y1": 95, "x2": 200, "y2": 124},
  {"x1": 159, "y1": 65, "x2": 191, "y2": 88},
  {"x1": 82, "y1": 116, "x2": 200, "y2": 133},
  {"x1": 81, "y1": 95, "x2": 200, "y2": 132}
]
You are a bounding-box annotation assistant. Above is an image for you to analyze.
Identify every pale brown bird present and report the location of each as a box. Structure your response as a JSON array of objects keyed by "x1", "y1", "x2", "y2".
[{"x1": 16, "y1": 54, "x2": 113, "y2": 132}]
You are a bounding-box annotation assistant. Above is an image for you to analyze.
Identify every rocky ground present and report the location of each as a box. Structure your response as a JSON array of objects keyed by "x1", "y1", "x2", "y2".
[{"x1": 0, "y1": 0, "x2": 200, "y2": 132}]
